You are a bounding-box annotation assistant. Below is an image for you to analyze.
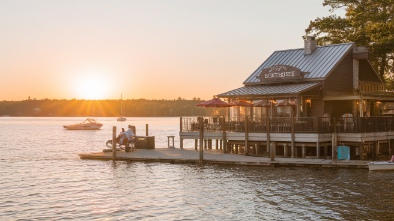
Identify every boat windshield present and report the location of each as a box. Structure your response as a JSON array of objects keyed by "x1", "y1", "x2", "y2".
[{"x1": 84, "y1": 118, "x2": 96, "y2": 123}]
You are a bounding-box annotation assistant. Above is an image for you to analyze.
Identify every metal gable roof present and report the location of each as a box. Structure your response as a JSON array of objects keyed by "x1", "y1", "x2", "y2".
[
  {"x1": 243, "y1": 43, "x2": 354, "y2": 84},
  {"x1": 218, "y1": 82, "x2": 321, "y2": 98}
]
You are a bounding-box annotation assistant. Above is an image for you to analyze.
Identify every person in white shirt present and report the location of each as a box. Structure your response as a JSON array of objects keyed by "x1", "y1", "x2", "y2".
[
  {"x1": 124, "y1": 125, "x2": 136, "y2": 152},
  {"x1": 125, "y1": 125, "x2": 135, "y2": 141}
]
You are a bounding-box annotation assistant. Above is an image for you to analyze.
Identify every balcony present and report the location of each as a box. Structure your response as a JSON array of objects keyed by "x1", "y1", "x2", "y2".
[{"x1": 181, "y1": 116, "x2": 394, "y2": 134}]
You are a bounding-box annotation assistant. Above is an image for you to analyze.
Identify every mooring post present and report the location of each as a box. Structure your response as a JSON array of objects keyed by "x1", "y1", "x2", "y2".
[
  {"x1": 332, "y1": 117, "x2": 337, "y2": 162},
  {"x1": 146, "y1": 124, "x2": 148, "y2": 136},
  {"x1": 245, "y1": 116, "x2": 249, "y2": 156},
  {"x1": 198, "y1": 117, "x2": 204, "y2": 165},
  {"x1": 267, "y1": 116, "x2": 271, "y2": 155},
  {"x1": 180, "y1": 117, "x2": 183, "y2": 149},
  {"x1": 332, "y1": 133, "x2": 338, "y2": 162},
  {"x1": 180, "y1": 117, "x2": 182, "y2": 133},
  {"x1": 283, "y1": 143, "x2": 288, "y2": 157},
  {"x1": 112, "y1": 126, "x2": 117, "y2": 158},
  {"x1": 291, "y1": 108, "x2": 295, "y2": 158},
  {"x1": 270, "y1": 141, "x2": 276, "y2": 161},
  {"x1": 222, "y1": 116, "x2": 227, "y2": 154}
]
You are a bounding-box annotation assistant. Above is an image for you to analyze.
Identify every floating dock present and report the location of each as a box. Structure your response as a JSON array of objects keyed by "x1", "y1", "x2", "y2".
[{"x1": 79, "y1": 148, "x2": 369, "y2": 169}]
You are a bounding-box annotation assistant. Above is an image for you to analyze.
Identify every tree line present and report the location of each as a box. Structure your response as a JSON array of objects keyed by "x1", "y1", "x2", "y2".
[
  {"x1": 306, "y1": 0, "x2": 394, "y2": 89},
  {"x1": 0, "y1": 99, "x2": 227, "y2": 117}
]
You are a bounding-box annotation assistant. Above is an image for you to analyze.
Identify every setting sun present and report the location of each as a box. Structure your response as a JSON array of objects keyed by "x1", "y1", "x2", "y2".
[{"x1": 75, "y1": 71, "x2": 111, "y2": 100}]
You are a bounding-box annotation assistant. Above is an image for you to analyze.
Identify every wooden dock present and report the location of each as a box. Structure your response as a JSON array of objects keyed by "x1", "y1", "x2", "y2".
[{"x1": 78, "y1": 148, "x2": 369, "y2": 169}]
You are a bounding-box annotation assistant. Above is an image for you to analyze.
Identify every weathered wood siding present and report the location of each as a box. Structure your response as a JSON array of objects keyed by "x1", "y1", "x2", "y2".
[
  {"x1": 301, "y1": 86, "x2": 324, "y2": 117},
  {"x1": 324, "y1": 52, "x2": 354, "y2": 95},
  {"x1": 359, "y1": 60, "x2": 381, "y2": 82},
  {"x1": 327, "y1": 100, "x2": 353, "y2": 118},
  {"x1": 310, "y1": 99, "x2": 324, "y2": 117}
]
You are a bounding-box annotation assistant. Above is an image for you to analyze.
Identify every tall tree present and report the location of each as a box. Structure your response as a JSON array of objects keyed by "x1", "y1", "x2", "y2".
[{"x1": 306, "y1": 0, "x2": 394, "y2": 87}]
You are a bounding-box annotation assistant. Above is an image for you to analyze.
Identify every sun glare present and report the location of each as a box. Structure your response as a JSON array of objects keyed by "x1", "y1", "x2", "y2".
[{"x1": 75, "y1": 71, "x2": 111, "y2": 100}]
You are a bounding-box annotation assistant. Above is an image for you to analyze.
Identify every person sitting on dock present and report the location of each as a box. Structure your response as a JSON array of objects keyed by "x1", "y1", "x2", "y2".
[
  {"x1": 125, "y1": 125, "x2": 136, "y2": 152},
  {"x1": 116, "y1": 128, "x2": 127, "y2": 146}
]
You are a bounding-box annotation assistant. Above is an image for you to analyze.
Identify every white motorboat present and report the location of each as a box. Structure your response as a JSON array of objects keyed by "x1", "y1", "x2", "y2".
[
  {"x1": 368, "y1": 161, "x2": 394, "y2": 171},
  {"x1": 63, "y1": 118, "x2": 103, "y2": 130}
]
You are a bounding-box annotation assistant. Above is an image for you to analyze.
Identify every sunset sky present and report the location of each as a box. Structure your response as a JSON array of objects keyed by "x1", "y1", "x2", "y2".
[{"x1": 1, "y1": 0, "x2": 339, "y2": 101}]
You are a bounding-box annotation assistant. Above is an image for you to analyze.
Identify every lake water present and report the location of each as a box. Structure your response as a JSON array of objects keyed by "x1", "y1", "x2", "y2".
[{"x1": 1, "y1": 117, "x2": 394, "y2": 220}]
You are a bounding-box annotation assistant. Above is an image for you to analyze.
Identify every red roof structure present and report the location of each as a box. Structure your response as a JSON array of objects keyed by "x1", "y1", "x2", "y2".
[{"x1": 196, "y1": 98, "x2": 232, "y2": 107}]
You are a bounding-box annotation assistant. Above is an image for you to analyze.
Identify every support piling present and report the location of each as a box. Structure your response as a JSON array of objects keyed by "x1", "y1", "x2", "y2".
[{"x1": 112, "y1": 126, "x2": 116, "y2": 158}]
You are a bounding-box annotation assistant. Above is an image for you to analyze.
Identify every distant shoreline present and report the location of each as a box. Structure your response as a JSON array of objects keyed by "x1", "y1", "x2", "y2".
[{"x1": 0, "y1": 99, "x2": 224, "y2": 117}]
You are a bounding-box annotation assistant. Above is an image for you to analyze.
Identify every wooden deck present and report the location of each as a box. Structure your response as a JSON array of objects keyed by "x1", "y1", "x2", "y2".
[
  {"x1": 179, "y1": 116, "x2": 394, "y2": 161},
  {"x1": 79, "y1": 148, "x2": 369, "y2": 169}
]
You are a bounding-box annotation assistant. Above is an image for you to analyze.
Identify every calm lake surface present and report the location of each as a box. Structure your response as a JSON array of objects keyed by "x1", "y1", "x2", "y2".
[{"x1": 1, "y1": 117, "x2": 394, "y2": 220}]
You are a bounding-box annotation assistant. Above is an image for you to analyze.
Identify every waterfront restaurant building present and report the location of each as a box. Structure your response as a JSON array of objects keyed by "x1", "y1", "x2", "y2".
[{"x1": 180, "y1": 37, "x2": 394, "y2": 160}]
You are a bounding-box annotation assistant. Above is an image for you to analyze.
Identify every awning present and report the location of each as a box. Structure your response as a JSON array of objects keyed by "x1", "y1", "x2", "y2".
[{"x1": 217, "y1": 82, "x2": 321, "y2": 98}]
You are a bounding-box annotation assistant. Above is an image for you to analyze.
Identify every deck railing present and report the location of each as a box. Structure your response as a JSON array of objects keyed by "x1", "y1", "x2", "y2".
[{"x1": 181, "y1": 116, "x2": 394, "y2": 133}]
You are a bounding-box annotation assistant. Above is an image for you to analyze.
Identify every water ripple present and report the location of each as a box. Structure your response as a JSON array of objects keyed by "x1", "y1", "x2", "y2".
[{"x1": 1, "y1": 118, "x2": 394, "y2": 220}]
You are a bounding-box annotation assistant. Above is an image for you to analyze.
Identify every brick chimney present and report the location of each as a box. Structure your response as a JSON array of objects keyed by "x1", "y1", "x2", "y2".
[{"x1": 304, "y1": 36, "x2": 316, "y2": 55}]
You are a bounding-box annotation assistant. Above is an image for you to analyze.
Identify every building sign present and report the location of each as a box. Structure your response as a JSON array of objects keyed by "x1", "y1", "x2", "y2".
[{"x1": 258, "y1": 65, "x2": 303, "y2": 83}]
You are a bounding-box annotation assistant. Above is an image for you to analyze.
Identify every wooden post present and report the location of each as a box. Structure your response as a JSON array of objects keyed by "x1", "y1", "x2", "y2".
[
  {"x1": 180, "y1": 117, "x2": 183, "y2": 149},
  {"x1": 245, "y1": 116, "x2": 249, "y2": 156},
  {"x1": 291, "y1": 107, "x2": 295, "y2": 158},
  {"x1": 283, "y1": 143, "x2": 288, "y2": 157},
  {"x1": 267, "y1": 116, "x2": 271, "y2": 154},
  {"x1": 198, "y1": 117, "x2": 204, "y2": 165},
  {"x1": 180, "y1": 117, "x2": 182, "y2": 133},
  {"x1": 112, "y1": 126, "x2": 117, "y2": 158},
  {"x1": 332, "y1": 133, "x2": 337, "y2": 162},
  {"x1": 331, "y1": 117, "x2": 337, "y2": 162},
  {"x1": 180, "y1": 138, "x2": 184, "y2": 149},
  {"x1": 302, "y1": 144, "x2": 306, "y2": 158},
  {"x1": 267, "y1": 110, "x2": 276, "y2": 161},
  {"x1": 358, "y1": 143, "x2": 363, "y2": 160},
  {"x1": 316, "y1": 140, "x2": 320, "y2": 158},
  {"x1": 195, "y1": 139, "x2": 198, "y2": 151},
  {"x1": 216, "y1": 139, "x2": 218, "y2": 149},
  {"x1": 146, "y1": 124, "x2": 149, "y2": 136},
  {"x1": 222, "y1": 116, "x2": 227, "y2": 154},
  {"x1": 270, "y1": 141, "x2": 276, "y2": 161}
]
